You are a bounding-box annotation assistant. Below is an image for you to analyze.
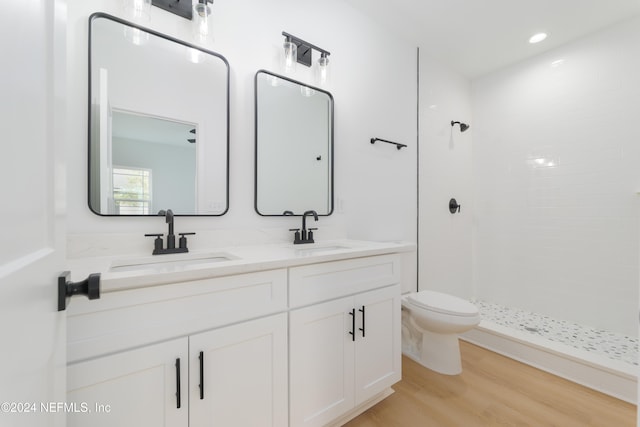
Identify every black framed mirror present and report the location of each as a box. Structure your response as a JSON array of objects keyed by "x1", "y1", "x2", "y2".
[
  {"x1": 254, "y1": 70, "x2": 334, "y2": 216},
  {"x1": 88, "y1": 13, "x2": 229, "y2": 216}
]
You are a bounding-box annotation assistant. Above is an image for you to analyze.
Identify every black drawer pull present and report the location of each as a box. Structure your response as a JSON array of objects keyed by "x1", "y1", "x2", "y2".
[{"x1": 199, "y1": 351, "x2": 204, "y2": 400}]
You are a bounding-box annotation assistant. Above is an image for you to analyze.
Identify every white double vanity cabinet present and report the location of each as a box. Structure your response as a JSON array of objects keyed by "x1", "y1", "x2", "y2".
[{"x1": 66, "y1": 241, "x2": 413, "y2": 427}]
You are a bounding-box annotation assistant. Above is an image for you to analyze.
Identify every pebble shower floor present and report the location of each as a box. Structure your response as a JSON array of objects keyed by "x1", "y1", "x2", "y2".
[{"x1": 471, "y1": 300, "x2": 638, "y2": 366}]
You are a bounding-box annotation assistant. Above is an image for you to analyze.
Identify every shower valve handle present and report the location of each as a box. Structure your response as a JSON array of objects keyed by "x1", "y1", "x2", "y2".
[{"x1": 449, "y1": 198, "x2": 461, "y2": 214}]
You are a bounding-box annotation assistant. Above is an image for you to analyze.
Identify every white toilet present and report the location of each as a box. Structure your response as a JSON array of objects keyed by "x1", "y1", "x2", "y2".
[{"x1": 402, "y1": 290, "x2": 480, "y2": 375}]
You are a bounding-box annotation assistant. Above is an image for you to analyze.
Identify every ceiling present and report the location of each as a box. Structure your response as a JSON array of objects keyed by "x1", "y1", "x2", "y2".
[{"x1": 344, "y1": 0, "x2": 640, "y2": 78}]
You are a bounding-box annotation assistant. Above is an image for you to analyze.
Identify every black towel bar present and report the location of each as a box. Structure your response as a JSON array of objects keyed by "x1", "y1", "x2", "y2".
[{"x1": 370, "y1": 138, "x2": 407, "y2": 150}]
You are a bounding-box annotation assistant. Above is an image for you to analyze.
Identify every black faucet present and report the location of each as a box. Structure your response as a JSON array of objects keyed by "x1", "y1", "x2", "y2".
[
  {"x1": 145, "y1": 209, "x2": 195, "y2": 255},
  {"x1": 161, "y1": 209, "x2": 176, "y2": 249},
  {"x1": 290, "y1": 210, "x2": 318, "y2": 244}
]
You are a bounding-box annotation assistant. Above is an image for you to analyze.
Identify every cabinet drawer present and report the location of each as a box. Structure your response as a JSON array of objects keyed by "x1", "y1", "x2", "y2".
[
  {"x1": 289, "y1": 254, "x2": 400, "y2": 308},
  {"x1": 68, "y1": 269, "x2": 287, "y2": 363}
]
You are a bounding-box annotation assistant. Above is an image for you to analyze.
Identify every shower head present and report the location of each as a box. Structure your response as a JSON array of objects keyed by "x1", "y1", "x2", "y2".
[{"x1": 451, "y1": 120, "x2": 470, "y2": 132}]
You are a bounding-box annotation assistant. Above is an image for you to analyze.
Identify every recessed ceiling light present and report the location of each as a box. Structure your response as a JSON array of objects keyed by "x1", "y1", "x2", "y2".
[{"x1": 529, "y1": 32, "x2": 547, "y2": 44}]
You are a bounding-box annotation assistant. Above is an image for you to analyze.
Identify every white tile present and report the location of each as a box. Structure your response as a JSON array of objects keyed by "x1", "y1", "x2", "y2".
[{"x1": 473, "y1": 299, "x2": 638, "y2": 366}]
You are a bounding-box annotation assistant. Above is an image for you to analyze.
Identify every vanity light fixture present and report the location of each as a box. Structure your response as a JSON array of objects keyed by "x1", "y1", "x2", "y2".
[
  {"x1": 282, "y1": 31, "x2": 331, "y2": 84},
  {"x1": 123, "y1": 0, "x2": 151, "y2": 44},
  {"x1": 316, "y1": 52, "x2": 330, "y2": 86},
  {"x1": 283, "y1": 38, "x2": 297, "y2": 74},
  {"x1": 123, "y1": 0, "x2": 152, "y2": 21},
  {"x1": 139, "y1": 0, "x2": 214, "y2": 41},
  {"x1": 192, "y1": 0, "x2": 214, "y2": 41},
  {"x1": 150, "y1": 0, "x2": 193, "y2": 19}
]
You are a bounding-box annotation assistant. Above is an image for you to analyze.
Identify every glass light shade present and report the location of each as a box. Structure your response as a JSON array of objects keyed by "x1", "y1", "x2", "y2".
[
  {"x1": 283, "y1": 40, "x2": 297, "y2": 74},
  {"x1": 300, "y1": 86, "x2": 316, "y2": 97},
  {"x1": 193, "y1": 1, "x2": 213, "y2": 42},
  {"x1": 188, "y1": 47, "x2": 204, "y2": 64},
  {"x1": 123, "y1": 0, "x2": 151, "y2": 22},
  {"x1": 123, "y1": 26, "x2": 150, "y2": 45},
  {"x1": 268, "y1": 75, "x2": 280, "y2": 87},
  {"x1": 316, "y1": 54, "x2": 330, "y2": 86}
]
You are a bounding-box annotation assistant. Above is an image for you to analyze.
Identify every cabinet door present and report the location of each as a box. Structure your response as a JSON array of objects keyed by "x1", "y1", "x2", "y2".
[
  {"x1": 67, "y1": 338, "x2": 188, "y2": 427},
  {"x1": 289, "y1": 297, "x2": 356, "y2": 427},
  {"x1": 354, "y1": 285, "x2": 401, "y2": 405},
  {"x1": 189, "y1": 313, "x2": 288, "y2": 427}
]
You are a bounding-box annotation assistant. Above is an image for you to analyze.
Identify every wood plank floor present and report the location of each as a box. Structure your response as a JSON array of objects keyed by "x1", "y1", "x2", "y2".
[{"x1": 345, "y1": 341, "x2": 636, "y2": 427}]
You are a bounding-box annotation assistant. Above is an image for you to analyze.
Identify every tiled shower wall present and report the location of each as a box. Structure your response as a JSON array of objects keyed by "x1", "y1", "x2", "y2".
[{"x1": 471, "y1": 16, "x2": 640, "y2": 337}]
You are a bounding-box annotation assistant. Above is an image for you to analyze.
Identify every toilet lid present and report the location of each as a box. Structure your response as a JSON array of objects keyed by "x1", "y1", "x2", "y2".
[{"x1": 408, "y1": 290, "x2": 479, "y2": 317}]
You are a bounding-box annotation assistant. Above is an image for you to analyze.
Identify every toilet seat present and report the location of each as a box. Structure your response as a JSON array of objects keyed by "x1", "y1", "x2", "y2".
[{"x1": 408, "y1": 290, "x2": 478, "y2": 317}]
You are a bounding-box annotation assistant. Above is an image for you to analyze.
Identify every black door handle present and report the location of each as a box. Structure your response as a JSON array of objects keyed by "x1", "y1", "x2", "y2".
[{"x1": 57, "y1": 271, "x2": 100, "y2": 311}]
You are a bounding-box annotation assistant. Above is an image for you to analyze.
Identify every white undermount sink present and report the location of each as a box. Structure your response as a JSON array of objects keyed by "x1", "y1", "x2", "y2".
[
  {"x1": 109, "y1": 252, "x2": 236, "y2": 273},
  {"x1": 294, "y1": 245, "x2": 350, "y2": 256}
]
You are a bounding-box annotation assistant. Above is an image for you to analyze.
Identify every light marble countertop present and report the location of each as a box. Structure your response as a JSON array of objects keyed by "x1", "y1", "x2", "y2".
[{"x1": 66, "y1": 239, "x2": 416, "y2": 293}]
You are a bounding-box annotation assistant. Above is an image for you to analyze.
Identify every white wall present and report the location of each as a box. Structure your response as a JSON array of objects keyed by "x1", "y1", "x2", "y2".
[
  {"x1": 472, "y1": 16, "x2": 640, "y2": 336},
  {"x1": 418, "y1": 50, "x2": 474, "y2": 298},
  {"x1": 65, "y1": 0, "x2": 417, "y2": 291}
]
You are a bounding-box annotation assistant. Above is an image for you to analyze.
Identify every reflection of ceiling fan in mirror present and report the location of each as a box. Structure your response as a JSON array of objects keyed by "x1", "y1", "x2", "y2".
[{"x1": 188, "y1": 128, "x2": 196, "y2": 144}]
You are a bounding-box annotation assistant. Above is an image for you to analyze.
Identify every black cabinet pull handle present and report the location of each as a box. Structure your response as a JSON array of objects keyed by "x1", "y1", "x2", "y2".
[
  {"x1": 348, "y1": 309, "x2": 356, "y2": 342},
  {"x1": 175, "y1": 358, "x2": 181, "y2": 409},
  {"x1": 199, "y1": 351, "x2": 204, "y2": 400},
  {"x1": 358, "y1": 306, "x2": 366, "y2": 338}
]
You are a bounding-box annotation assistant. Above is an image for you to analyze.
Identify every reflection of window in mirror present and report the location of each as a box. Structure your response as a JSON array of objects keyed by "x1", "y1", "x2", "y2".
[
  {"x1": 112, "y1": 167, "x2": 151, "y2": 214},
  {"x1": 110, "y1": 110, "x2": 197, "y2": 215}
]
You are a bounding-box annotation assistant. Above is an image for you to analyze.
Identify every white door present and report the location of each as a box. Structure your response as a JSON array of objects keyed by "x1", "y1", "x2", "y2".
[
  {"x1": 289, "y1": 297, "x2": 356, "y2": 427},
  {"x1": 189, "y1": 313, "x2": 288, "y2": 427},
  {"x1": 354, "y1": 285, "x2": 402, "y2": 405},
  {"x1": 0, "y1": 1, "x2": 67, "y2": 426},
  {"x1": 67, "y1": 338, "x2": 188, "y2": 427}
]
